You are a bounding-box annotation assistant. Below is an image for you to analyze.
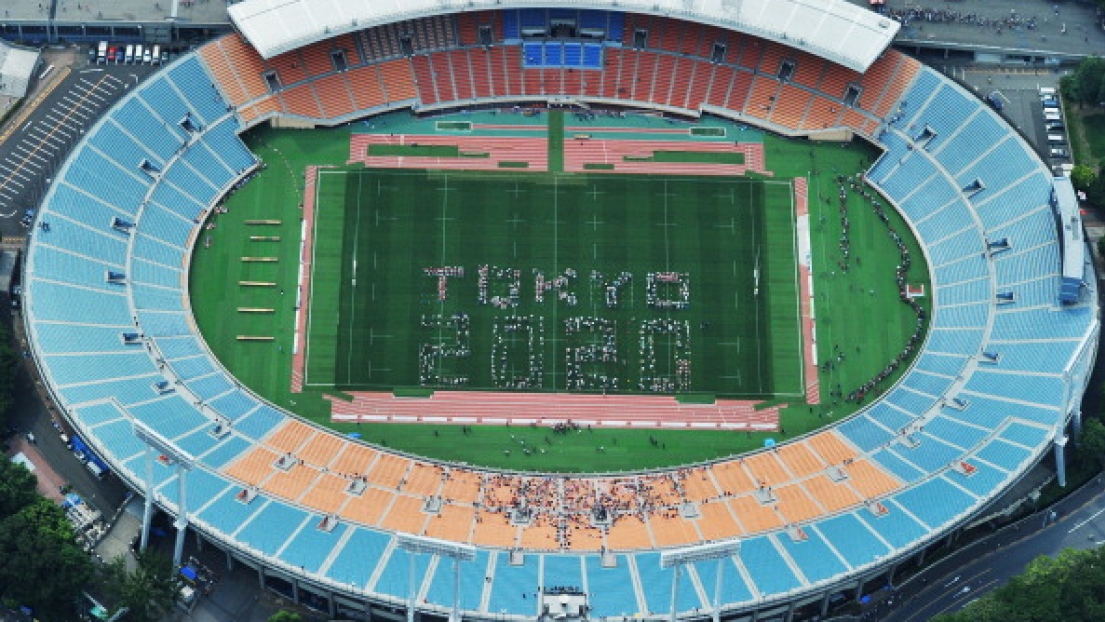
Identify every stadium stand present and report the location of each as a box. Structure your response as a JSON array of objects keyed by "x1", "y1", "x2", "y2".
[{"x1": 20, "y1": 6, "x2": 1098, "y2": 621}]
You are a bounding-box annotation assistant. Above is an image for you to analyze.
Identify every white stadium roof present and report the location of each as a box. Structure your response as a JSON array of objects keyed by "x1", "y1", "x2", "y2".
[{"x1": 228, "y1": 0, "x2": 898, "y2": 72}]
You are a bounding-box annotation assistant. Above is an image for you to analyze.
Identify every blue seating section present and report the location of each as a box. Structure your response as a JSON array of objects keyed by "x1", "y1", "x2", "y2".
[
  {"x1": 870, "y1": 448, "x2": 926, "y2": 483},
  {"x1": 237, "y1": 501, "x2": 310, "y2": 555},
  {"x1": 912, "y1": 85, "x2": 973, "y2": 150},
  {"x1": 132, "y1": 259, "x2": 182, "y2": 289},
  {"x1": 488, "y1": 554, "x2": 539, "y2": 614},
  {"x1": 867, "y1": 402, "x2": 915, "y2": 433},
  {"x1": 837, "y1": 414, "x2": 894, "y2": 452},
  {"x1": 151, "y1": 178, "x2": 206, "y2": 221},
  {"x1": 913, "y1": 353, "x2": 966, "y2": 378},
  {"x1": 167, "y1": 57, "x2": 231, "y2": 125},
  {"x1": 585, "y1": 556, "x2": 638, "y2": 617},
  {"x1": 897, "y1": 176, "x2": 958, "y2": 222},
  {"x1": 992, "y1": 306, "x2": 1094, "y2": 341},
  {"x1": 989, "y1": 340, "x2": 1074, "y2": 375},
  {"x1": 129, "y1": 395, "x2": 210, "y2": 440},
  {"x1": 975, "y1": 439, "x2": 1032, "y2": 473},
  {"x1": 92, "y1": 121, "x2": 162, "y2": 169},
  {"x1": 196, "y1": 488, "x2": 265, "y2": 535},
  {"x1": 210, "y1": 389, "x2": 259, "y2": 420},
  {"x1": 965, "y1": 370, "x2": 1064, "y2": 406},
  {"x1": 74, "y1": 401, "x2": 128, "y2": 427},
  {"x1": 205, "y1": 118, "x2": 257, "y2": 173},
  {"x1": 901, "y1": 372, "x2": 954, "y2": 400},
  {"x1": 975, "y1": 172, "x2": 1052, "y2": 230},
  {"x1": 915, "y1": 200, "x2": 973, "y2": 243},
  {"x1": 949, "y1": 460, "x2": 1007, "y2": 498},
  {"x1": 66, "y1": 148, "x2": 150, "y2": 212},
  {"x1": 142, "y1": 203, "x2": 193, "y2": 248},
  {"x1": 198, "y1": 435, "x2": 252, "y2": 469},
  {"x1": 33, "y1": 244, "x2": 120, "y2": 290},
  {"x1": 114, "y1": 98, "x2": 185, "y2": 162},
  {"x1": 934, "y1": 277, "x2": 989, "y2": 306},
  {"x1": 813, "y1": 514, "x2": 889, "y2": 570},
  {"x1": 35, "y1": 322, "x2": 130, "y2": 354},
  {"x1": 739, "y1": 537, "x2": 802, "y2": 595},
  {"x1": 31, "y1": 281, "x2": 130, "y2": 325},
  {"x1": 906, "y1": 435, "x2": 967, "y2": 473},
  {"x1": 235, "y1": 405, "x2": 285, "y2": 439},
  {"x1": 164, "y1": 159, "x2": 219, "y2": 204},
  {"x1": 777, "y1": 530, "x2": 848, "y2": 583},
  {"x1": 424, "y1": 550, "x2": 488, "y2": 611},
  {"x1": 133, "y1": 234, "x2": 186, "y2": 268},
  {"x1": 924, "y1": 328, "x2": 984, "y2": 356},
  {"x1": 180, "y1": 144, "x2": 233, "y2": 192},
  {"x1": 60, "y1": 375, "x2": 161, "y2": 407},
  {"x1": 692, "y1": 557, "x2": 754, "y2": 608},
  {"x1": 925, "y1": 416, "x2": 987, "y2": 451},
  {"x1": 893, "y1": 477, "x2": 975, "y2": 528},
  {"x1": 934, "y1": 302, "x2": 986, "y2": 329},
  {"x1": 1000, "y1": 421, "x2": 1050, "y2": 448},
  {"x1": 996, "y1": 245, "x2": 1060, "y2": 286},
  {"x1": 932, "y1": 109, "x2": 1005, "y2": 174},
  {"x1": 857, "y1": 504, "x2": 929, "y2": 549},
  {"x1": 522, "y1": 42, "x2": 602, "y2": 69},
  {"x1": 893, "y1": 68, "x2": 942, "y2": 127},
  {"x1": 324, "y1": 528, "x2": 392, "y2": 589},
  {"x1": 635, "y1": 552, "x2": 702, "y2": 614},
  {"x1": 929, "y1": 231, "x2": 985, "y2": 269},
  {"x1": 139, "y1": 78, "x2": 193, "y2": 140}
]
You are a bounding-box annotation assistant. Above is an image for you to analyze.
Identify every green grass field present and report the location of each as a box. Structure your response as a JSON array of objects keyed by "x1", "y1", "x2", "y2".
[
  {"x1": 189, "y1": 111, "x2": 931, "y2": 471},
  {"x1": 303, "y1": 170, "x2": 800, "y2": 400}
]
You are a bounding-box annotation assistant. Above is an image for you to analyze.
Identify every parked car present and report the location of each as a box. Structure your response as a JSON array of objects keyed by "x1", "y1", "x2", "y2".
[{"x1": 1050, "y1": 148, "x2": 1070, "y2": 159}]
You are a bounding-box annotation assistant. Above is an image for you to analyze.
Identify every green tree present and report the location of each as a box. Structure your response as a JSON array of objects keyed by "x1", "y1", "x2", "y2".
[
  {"x1": 1083, "y1": 418, "x2": 1105, "y2": 466},
  {"x1": 935, "y1": 547, "x2": 1105, "y2": 622},
  {"x1": 0, "y1": 323, "x2": 17, "y2": 431},
  {"x1": 269, "y1": 611, "x2": 304, "y2": 622},
  {"x1": 1071, "y1": 164, "x2": 1096, "y2": 192},
  {"x1": 0, "y1": 456, "x2": 38, "y2": 518},
  {"x1": 1072, "y1": 57, "x2": 1105, "y2": 108},
  {"x1": 0, "y1": 498, "x2": 94, "y2": 621},
  {"x1": 98, "y1": 549, "x2": 182, "y2": 622}
]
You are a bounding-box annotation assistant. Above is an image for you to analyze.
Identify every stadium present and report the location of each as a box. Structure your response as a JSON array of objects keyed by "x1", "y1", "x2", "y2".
[{"x1": 17, "y1": 0, "x2": 1102, "y2": 620}]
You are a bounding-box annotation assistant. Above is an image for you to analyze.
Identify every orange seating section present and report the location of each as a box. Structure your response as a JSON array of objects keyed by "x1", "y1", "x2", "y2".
[
  {"x1": 347, "y1": 65, "x2": 386, "y2": 110},
  {"x1": 875, "y1": 51, "x2": 922, "y2": 118},
  {"x1": 757, "y1": 41, "x2": 788, "y2": 76},
  {"x1": 771, "y1": 83, "x2": 812, "y2": 129},
  {"x1": 200, "y1": 34, "x2": 269, "y2": 106},
  {"x1": 698, "y1": 501, "x2": 741, "y2": 540},
  {"x1": 279, "y1": 83, "x2": 322, "y2": 119},
  {"x1": 743, "y1": 76, "x2": 780, "y2": 122},
  {"x1": 314, "y1": 73, "x2": 355, "y2": 119},
  {"x1": 268, "y1": 50, "x2": 308, "y2": 87},
  {"x1": 301, "y1": 42, "x2": 337, "y2": 78},
  {"x1": 790, "y1": 50, "x2": 827, "y2": 90},
  {"x1": 379, "y1": 59, "x2": 417, "y2": 102}
]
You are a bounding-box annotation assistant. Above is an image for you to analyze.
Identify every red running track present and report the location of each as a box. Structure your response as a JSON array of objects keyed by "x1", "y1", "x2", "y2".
[
  {"x1": 349, "y1": 134, "x2": 548, "y2": 171},
  {"x1": 794, "y1": 177, "x2": 820, "y2": 405},
  {"x1": 329, "y1": 390, "x2": 780, "y2": 430}
]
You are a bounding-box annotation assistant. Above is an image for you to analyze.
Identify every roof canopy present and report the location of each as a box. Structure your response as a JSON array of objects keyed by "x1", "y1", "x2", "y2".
[{"x1": 228, "y1": 0, "x2": 898, "y2": 72}]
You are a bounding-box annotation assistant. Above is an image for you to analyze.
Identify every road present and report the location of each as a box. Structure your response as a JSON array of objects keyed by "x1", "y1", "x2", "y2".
[{"x1": 868, "y1": 476, "x2": 1105, "y2": 621}]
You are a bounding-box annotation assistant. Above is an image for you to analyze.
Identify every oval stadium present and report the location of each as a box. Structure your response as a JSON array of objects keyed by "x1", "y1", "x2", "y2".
[{"x1": 18, "y1": 0, "x2": 1101, "y2": 620}]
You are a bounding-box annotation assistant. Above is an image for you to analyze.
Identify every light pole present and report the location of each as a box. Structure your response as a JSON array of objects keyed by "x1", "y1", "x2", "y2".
[
  {"x1": 133, "y1": 418, "x2": 196, "y2": 566},
  {"x1": 396, "y1": 533, "x2": 476, "y2": 622},
  {"x1": 659, "y1": 539, "x2": 742, "y2": 622}
]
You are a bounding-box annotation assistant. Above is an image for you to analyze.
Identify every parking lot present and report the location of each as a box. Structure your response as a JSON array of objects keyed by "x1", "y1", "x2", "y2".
[{"x1": 0, "y1": 48, "x2": 162, "y2": 240}]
